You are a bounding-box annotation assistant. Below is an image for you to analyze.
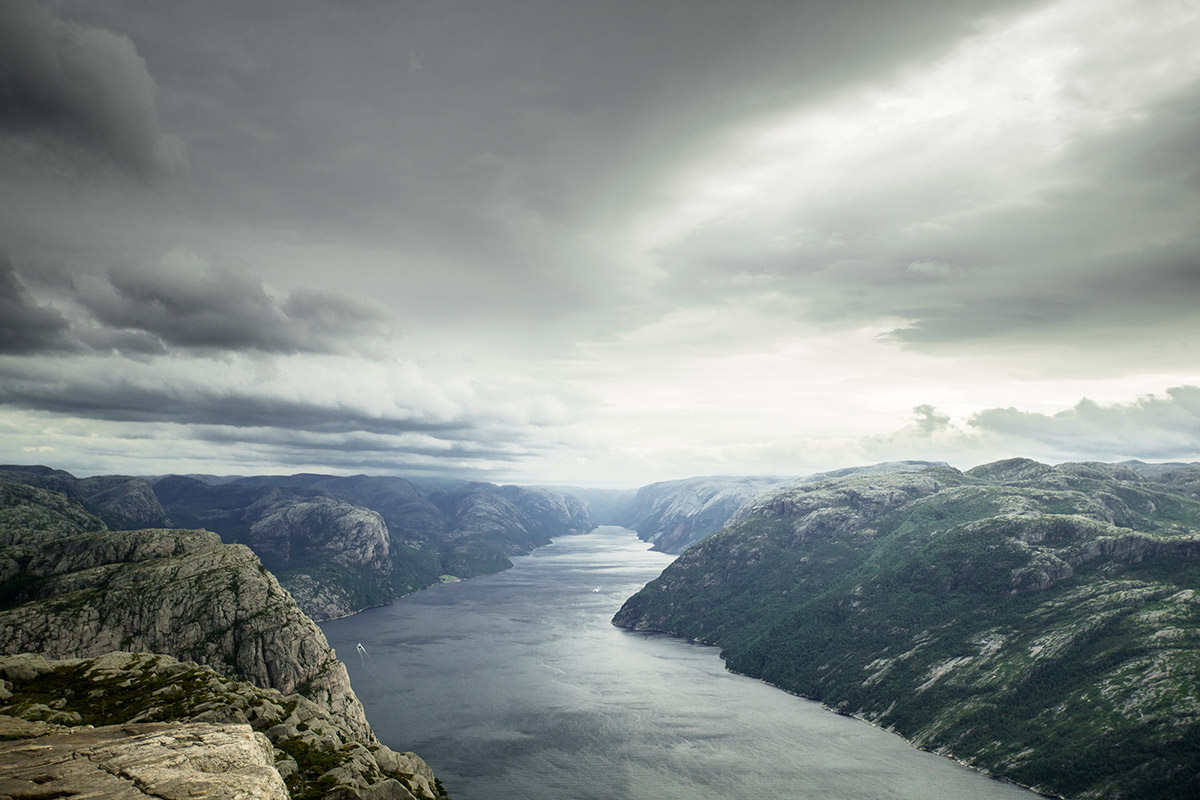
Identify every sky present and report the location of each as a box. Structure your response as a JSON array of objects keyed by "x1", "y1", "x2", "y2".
[{"x1": 2, "y1": 0, "x2": 1200, "y2": 488}]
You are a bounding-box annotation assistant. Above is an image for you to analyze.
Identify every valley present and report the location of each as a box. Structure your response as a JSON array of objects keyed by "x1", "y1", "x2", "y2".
[{"x1": 3, "y1": 457, "x2": 1199, "y2": 798}]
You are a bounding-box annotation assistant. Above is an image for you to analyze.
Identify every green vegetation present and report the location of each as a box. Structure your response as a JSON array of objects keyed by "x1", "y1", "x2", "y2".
[
  {"x1": 614, "y1": 460, "x2": 1200, "y2": 799},
  {"x1": 0, "y1": 652, "x2": 448, "y2": 800},
  {"x1": 440, "y1": 536, "x2": 514, "y2": 579},
  {"x1": 0, "y1": 481, "x2": 104, "y2": 541},
  {"x1": 277, "y1": 737, "x2": 350, "y2": 798}
]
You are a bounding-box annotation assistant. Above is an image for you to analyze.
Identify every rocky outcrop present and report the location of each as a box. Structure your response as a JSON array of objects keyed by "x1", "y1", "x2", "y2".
[
  {"x1": 619, "y1": 464, "x2": 945, "y2": 554},
  {"x1": 0, "y1": 483, "x2": 372, "y2": 743},
  {"x1": 0, "y1": 719, "x2": 289, "y2": 799},
  {"x1": 248, "y1": 497, "x2": 393, "y2": 621},
  {"x1": 0, "y1": 465, "x2": 171, "y2": 530},
  {"x1": 0, "y1": 652, "x2": 445, "y2": 800},
  {"x1": 0, "y1": 485, "x2": 450, "y2": 798},
  {"x1": 614, "y1": 459, "x2": 1200, "y2": 799},
  {"x1": 0, "y1": 480, "x2": 104, "y2": 544},
  {"x1": 303, "y1": 475, "x2": 446, "y2": 543}
]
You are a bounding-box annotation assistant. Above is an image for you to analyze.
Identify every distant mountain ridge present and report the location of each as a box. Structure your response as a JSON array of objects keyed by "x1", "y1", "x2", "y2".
[
  {"x1": 0, "y1": 464, "x2": 170, "y2": 530},
  {"x1": 0, "y1": 466, "x2": 592, "y2": 621},
  {"x1": 619, "y1": 462, "x2": 942, "y2": 554},
  {"x1": 618, "y1": 475, "x2": 793, "y2": 553},
  {"x1": 614, "y1": 458, "x2": 1200, "y2": 799},
  {"x1": 154, "y1": 472, "x2": 593, "y2": 620}
]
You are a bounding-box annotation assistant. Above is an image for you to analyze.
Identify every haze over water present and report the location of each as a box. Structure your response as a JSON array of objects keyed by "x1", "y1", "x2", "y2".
[{"x1": 321, "y1": 527, "x2": 1040, "y2": 800}]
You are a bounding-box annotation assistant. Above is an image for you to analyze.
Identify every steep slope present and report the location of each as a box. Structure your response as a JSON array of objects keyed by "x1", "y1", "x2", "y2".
[
  {"x1": 554, "y1": 486, "x2": 637, "y2": 526},
  {"x1": 620, "y1": 475, "x2": 793, "y2": 553},
  {"x1": 0, "y1": 482, "x2": 449, "y2": 798},
  {"x1": 621, "y1": 464, "x2": 939, "y2": 554},
  {"x1": 0, "y1": 652, "x2": 445, "y2": 800},
  {"x1": 246, "y1": 496, "x2": 394, "y2": 621},
  {"x1": 428, "y1": 483, "x2": 593, "y2": 576},
  {"x1": 0, "y1": 482, "x2": 372, "y2": 742},
  {"x1": 0, "y1": 465, "x2": 171, "y2": 530},
  {"x1": 614, "y1": 460, "x2": 1200, "y2": 800},
  {"x1": 155, "y1": 473, "x2": 593, "y2": 619}
]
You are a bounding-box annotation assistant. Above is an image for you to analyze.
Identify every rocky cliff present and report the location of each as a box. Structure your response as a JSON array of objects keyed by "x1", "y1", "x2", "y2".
[
  {"x1": 247, "y1": 496, "x2": 394, "y2": 621},
  {"x1": 0, "y1": 464, "x2": 171, "y2": 530},
  {"x1": 0, "y1": 482, "x2": 448, "y2": 798},
  {"x1": 0, "y1": 482, "x2": 370, "y2": 740},
  {"x1": 619, "y1": 463, "x2": 944, "y2": 555},
  {"x1": 0, "y1": 652, "x2": 445, "y2": 800},
  {"x1": 429, "y1": 483, "x2": 593, "y2": 575},
  {"x1": 153, "y1": 473, "x2": 593, "y2": 620},
  {"x1": 614, "y1": 459, "x2": 1200, "y2": 799}
]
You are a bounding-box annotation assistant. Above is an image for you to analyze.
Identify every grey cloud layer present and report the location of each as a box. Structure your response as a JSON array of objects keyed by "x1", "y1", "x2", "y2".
[
  {"x1": 0, "y1": 254, "x2": 71, "y2": 354},
  {"x1": 0, "y1": 2, "x2": 186, "y2": 177},
  {"x1": 2, "y1": 252, "x2": 398, "y2": 357},
  {"x1": 970, "y1": 387, "x2": 1200, "y2": 460},
  {"x1": 1, "y1": 0, "x2": 1197, "y2": 481},
  {"x1": 0, "y1": 361, "x2": 457, "y2": 435},
  {"x1": 79, "y1": 260, "x2": 398, "y2": 356},
  {"x1": 37, "y1": 0, "x2": 1036, "y2": 323}
]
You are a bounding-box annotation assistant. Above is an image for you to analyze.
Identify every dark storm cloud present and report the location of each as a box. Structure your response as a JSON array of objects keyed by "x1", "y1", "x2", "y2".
[
  {"x1": 0, "y1": 253, "x2": 71, "y2": 354},
  {"x1": 193, "y1": 426, "x2": 530, "y2": 463},
  {"x1": 0, "y1": 362, "x2": 467, "y2": 436},
  {"x1": 0, "y1": 1, "x2": 186, "y2": 177},
  {"x1": 2, "y1": 0, "x2": 1196, "y2": 483},
  {"x1": 39, "y1": 0, "x2": 1036, "y2": 320},
  {"x1": 75, "y1": 255, "x2": 398, "y2": 355},
  {"x1": 970, "y1": 387, "x2": 1200, "y2": 459}
]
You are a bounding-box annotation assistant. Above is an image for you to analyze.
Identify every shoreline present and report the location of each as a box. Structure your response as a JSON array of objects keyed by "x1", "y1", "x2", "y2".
[{"x1": 610, "y1": 620, "x2": 1060, "y2": 800}]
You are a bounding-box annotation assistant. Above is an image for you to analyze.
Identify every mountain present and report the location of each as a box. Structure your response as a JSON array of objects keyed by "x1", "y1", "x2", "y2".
[
  {"x1": 619, "y1": 475, "x2": 793, "y2": 553},
  {"x1": 152, "y1": 471, "x2": 592, "y2": 620},
  {"x1": 618, "y1": 464, "x2": 939, "y2": 554},
  {"x1": 427, "y1": 482, "x2": 593, "y2": 574},
  {"x1": 0, "y1": 481, "x2": 446, "y2": 799},
  {"x1": 0, "y1": 464, "x2": 171, "y2": 530},
  {"x1": 613, "y1": 459, "x2": 1200, "y2": 800},
  {"x1": 552, "y1": 486, "x2": 638, "y2": 526},
  {"x1": 0, "y1": 481, "x2": 371, "y2": 740}
]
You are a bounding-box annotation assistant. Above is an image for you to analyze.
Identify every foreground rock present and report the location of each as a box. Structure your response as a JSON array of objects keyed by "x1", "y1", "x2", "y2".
[
  {"x1": 0, "y1": 719, "x2": 289, "y2": 800},
  {"x1": 615, "y1": 459, "x2": 1200, "y2": 799},
  {"x1": 0, "y1": 652, "x2": 444, "y2": 800},
  {"x1": 0, "y1": 490, "x2": 372, "y2": 742},
  {"x1": 0, "y1": 482, "x2": 449, "y2": 798}
]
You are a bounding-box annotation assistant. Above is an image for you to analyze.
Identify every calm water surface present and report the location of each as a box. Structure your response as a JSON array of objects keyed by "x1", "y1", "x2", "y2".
[{"x1": 321, "y1": 526, "x2": 1039, "y2": 800}]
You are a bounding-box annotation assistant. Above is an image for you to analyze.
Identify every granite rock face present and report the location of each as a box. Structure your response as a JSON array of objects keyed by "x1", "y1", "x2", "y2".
[
  {"x1": 0, "y1": 479, "x2": 106, "y2": 544},
  {"x1": 0, "y1": 483, "x2": 372, "y2": 743},
  {"x1": 248, "y1": 496, "x2": 393, "y2": 621},
  {"x1": 0, "y1": 652, "x2": 444, "y2": 800},
  {"x1": 0, "y1": 719, "x2": 289, "y2": 800},
  {"x1": 154, "y1": 473, "x2": 593, "y2": 619},
  {"x1": 619, "y1": 463, "x2": 945, "y2": 555},
  {"x1": 0, "y1": 484, "x2": 449, "y2": 798},
  {"x1": 0, "y1": 465, "x2": 171, "y2": 530}
]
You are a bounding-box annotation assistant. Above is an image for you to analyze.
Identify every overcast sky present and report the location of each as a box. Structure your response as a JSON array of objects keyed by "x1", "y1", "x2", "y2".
[{"x1": 2, "y1": 0, "x2": 1199, "y2": 487}]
